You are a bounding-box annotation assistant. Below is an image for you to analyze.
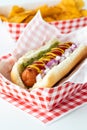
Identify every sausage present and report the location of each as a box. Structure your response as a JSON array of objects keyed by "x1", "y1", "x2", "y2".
[{"x1": 21, "y1": 68, "x2": 38, "y2": 87}]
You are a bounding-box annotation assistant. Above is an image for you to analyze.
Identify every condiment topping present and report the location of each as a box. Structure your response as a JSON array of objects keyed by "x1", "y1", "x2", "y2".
[{"x1": 27, "y1": 42, "x2": 73, "y2": 73}]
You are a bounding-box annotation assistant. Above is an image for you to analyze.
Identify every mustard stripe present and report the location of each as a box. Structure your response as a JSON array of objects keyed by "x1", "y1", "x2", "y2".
[
  {"x1": 34, "y1": 63, "x2": 44, "y2": 67},
  {"x1": 59, "y1": 45, "x2": 69, "y2": 49},
  {"x1": 39, "y1": 57, "x2": 50, "y2": 62},
  {"x1": 52, "y1": 47, "x2": 64, "y2": 53},
  {"x1": 58, "y1": 48, "x2": 64, "y2": 53},
  {"x1": 47, "y1": 55, "x2": 55, "y2": 59},
  {"x1": 27, "y1": 42, "x2": 72, "y2": 73},
  {"x1": 37, "y1": 60, "x2": 45, "y2": 64},
  {"x1": 46, "y1": 52, "x2": 57, "y2": 57},
  {"x1": 65, "y1": 42, "x2": 72, "y2": 47},
  {"x1": 27, "y1": 65, "x2": 41, "y2": 73}
]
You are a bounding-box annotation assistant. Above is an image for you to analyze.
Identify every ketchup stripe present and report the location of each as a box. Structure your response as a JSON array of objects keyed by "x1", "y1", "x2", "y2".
[{"x1": 27, "y1": 42, "x2": 72, "y2": 74}]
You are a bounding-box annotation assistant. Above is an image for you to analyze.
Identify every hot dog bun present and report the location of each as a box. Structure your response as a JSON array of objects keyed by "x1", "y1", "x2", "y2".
[
  {"x1": 11, "y1": 38, "x2": 60, "y2": 89},
  {"x1": 11, "y1": 38, "x2": 87, "y2": 90}
]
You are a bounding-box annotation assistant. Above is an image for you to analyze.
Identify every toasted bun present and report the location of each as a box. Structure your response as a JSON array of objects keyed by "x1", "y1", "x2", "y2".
[
  {"x1": 11, "y1": 38, "x2": 60, "y2": 89},
  {"x1": 11, "y1": 39, "x2": 87, "y2": 90},
  {"x1": 32, "y1": 45, "x2": 87, "y2": 90}
]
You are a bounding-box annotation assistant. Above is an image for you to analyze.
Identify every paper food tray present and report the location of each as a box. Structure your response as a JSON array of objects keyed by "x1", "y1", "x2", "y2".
[
  {"x1": 0, "y1": 11, "x2": 87, "y2": 112},
  {"x1": 0, "y1": 1, "x2": 87, "y2": 122},
  {"x1": 1, "y1": 0, "x2": 87, "y2": 41}
]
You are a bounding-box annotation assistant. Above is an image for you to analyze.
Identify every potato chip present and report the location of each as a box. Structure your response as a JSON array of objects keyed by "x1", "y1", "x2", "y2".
[
  {"x1": 60, "y1": 0, "x2": 76, "y2": 7},
  {"x1": 8, "y1": 5, "x2": 25, "y2": 18},
  {"x1": 0, "y1": 15, "x2": 8, "y2": 21},
  {"x1": 80, "y1": 9, "x2": 87, "y2": 17},
  {"x1": 54, "y1": 0, "x2": 81, "y2": 20},
  {"x1": 8, "y1": 10, "x2": 36, "y2": 23},
  {"x1": 43, "y1": 16, "x2": 55, "y2": 22},
  {"x1": 23, "y1": 15, "x2": 34, "y2": 23},
  {"x1": 35, "y1": 4, "x2": 61, "y2": 17},
  {"x1": 74, "y1": 0, "x2": 84, "y2": 9}
]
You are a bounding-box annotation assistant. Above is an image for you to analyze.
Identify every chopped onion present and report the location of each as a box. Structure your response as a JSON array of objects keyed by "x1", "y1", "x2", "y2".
[
  {"x1": 46, "y1": 59, "x2": 57, "y2": 67},
  {"x1": 36, "y1": 43, "x2": 78, "y2": 81}
]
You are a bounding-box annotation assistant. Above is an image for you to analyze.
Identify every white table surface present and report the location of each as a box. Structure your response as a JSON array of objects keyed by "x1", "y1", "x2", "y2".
[{"x1": 0, "y1": 0, "x2": 87, "y2": 130}]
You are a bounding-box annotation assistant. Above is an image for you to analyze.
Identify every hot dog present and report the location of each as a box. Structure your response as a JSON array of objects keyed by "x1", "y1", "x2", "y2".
[{"x1": 11, "y1": 38, "x2": 87, "y2": 90}]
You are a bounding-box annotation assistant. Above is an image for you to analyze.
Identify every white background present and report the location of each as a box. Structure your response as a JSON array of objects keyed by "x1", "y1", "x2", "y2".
[
  {"x1": 0, "y1": 0, "x2": 87, "y2": 130},
  {"x1": 0, "y1": 0, "x2": 87, "y2": 7}
]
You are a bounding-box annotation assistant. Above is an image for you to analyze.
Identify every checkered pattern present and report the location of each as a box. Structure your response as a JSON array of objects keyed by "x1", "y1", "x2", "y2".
[
  {"x1": 12, "y1": 12, "x2": 60, "y2": 59},
  {"x1": 0, "y1": 53, "x2": 16, "y2": 80},
  {"x1": 4, "y1": 22, "x2": 27, "y2": 41},
  {"x1": 0, "y1": 84, "x2": 87, "y2": 123},
  {"x1": 50, "y1": 17, "x2": 87, "y2": 33},
  {"x1": 4, "y1": 16, "x2": 87, "y2": 42},
  {"x1": 0, "y1": 12, "x2": 87, "y2": 123},
  {"x1": 0, "y1": 73, "x2": 86, "y2": 111}
]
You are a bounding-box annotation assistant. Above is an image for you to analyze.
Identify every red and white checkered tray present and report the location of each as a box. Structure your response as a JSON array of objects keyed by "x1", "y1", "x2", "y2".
[
  {"x1": 5, "y1": 14, "x2": 87, "y2": 41},
  {"x1": 0, "y1": 12, "x2": 87, "y2": 124}
]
